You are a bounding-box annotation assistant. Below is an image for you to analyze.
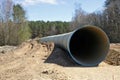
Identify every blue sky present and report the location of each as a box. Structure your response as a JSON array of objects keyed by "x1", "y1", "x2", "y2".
[{"x1": 14, "y1": 0, "x2": 106, "y2": 21}]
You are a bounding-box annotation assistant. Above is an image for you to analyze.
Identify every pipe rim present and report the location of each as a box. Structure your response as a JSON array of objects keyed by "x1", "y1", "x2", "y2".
[{"x1": 67, "y1": 25, "x2": 110, "y2": 66}]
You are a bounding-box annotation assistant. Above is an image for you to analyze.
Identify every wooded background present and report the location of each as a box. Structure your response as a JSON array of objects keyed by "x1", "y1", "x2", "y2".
[{"x1": 0, "y1": 0, "x2": 120, "y2": 46}]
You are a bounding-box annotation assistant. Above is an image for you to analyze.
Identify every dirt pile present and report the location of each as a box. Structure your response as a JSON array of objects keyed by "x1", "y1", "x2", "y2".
[
  {"x1": 0, "y1": 39, "x2": 71, "y2": 80},
  {"x1": 0, "y1": 39, "x2": 120, "y2": 80},
  {"x1": 105, "y1": 43, "x2": 120, "y2": 66}
]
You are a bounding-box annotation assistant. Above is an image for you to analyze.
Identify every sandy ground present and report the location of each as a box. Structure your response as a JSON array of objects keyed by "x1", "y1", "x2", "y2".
[{"x1": 0, "y1": 39, "x2": 120, "y2": 80}]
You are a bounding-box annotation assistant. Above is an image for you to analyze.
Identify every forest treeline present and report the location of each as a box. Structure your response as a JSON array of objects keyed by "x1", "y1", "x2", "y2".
[
  {"x1": 71, "y1": 0, "x2": 120, "y2": 42},
  {"x1": 0, "y1": 0, "x2": 120, "y2": 46},
  {"x1": 0, "y1": 0, "x2": 31, "y2": 45},
  {"x1": 29, "y1": 21, "x2": 70, "y2": 38}
]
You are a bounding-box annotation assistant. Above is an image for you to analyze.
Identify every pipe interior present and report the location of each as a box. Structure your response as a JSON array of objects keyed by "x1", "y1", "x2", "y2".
[{"x1": 69, "y1": 27, "x2": 109, "y2": 66}]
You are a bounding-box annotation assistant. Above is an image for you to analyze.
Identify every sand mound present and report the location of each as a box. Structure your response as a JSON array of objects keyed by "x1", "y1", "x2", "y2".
[
  {"x1": 0, "y1": 39, "x2": 71, "y2": 80},
  {"x1": 0, "y1": 39, "x2": 120, "y2": 80},
  {"x1": 105, "y1": 44, "x2": 120, "y2": 66}
]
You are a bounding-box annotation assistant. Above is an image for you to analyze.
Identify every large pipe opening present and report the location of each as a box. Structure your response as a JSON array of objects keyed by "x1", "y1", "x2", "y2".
[{"x1": 69, "y1": 26, "x2": 109, "y2": 66}]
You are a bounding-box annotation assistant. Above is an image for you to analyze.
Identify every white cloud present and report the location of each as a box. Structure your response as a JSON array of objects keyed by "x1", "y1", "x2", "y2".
[
  {"x1": 14, "y1": 0, "x2": 66, "y2": 6},
  {"x1": 22, "y1": 0, "x2": 58, "y2": 6}
]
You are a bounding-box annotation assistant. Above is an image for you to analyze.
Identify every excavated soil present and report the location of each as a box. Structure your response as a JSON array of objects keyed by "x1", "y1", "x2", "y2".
[
  {"x1": 0, "y1": 39, "x2": 120, "y2": 80},
  {"x1": 105, "y1": 43, "x2": 120, "y2": 65}
]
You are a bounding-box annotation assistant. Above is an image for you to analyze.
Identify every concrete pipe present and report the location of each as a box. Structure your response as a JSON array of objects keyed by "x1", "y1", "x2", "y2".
[{"x1": 40, "y1": 25, "x2": 110, "y2": 66}]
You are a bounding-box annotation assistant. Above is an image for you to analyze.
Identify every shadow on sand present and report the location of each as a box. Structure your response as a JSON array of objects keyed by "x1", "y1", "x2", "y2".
[{"x1": 44, "y1": 46, "x2": 98, "y2": 67}]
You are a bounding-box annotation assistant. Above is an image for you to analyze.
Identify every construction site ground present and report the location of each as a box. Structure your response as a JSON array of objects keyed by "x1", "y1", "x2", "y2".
[{"x1": 0, "y1": 39, "x2": 120, "y2": 80}]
